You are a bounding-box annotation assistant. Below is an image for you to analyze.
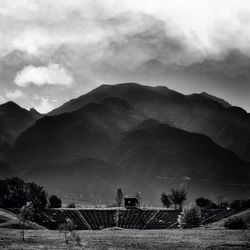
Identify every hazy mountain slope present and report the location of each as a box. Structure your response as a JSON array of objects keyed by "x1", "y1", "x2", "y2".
[
  {"x1": 6, "y1": 105, "x2": 250, "y2": 204},
  {"x1": 0, "y1": 102, "x2": 38, "y2": 160},
  {"x1": 110, "y1": 122, "x2": 250, "y2": 203},
  {"x1": 50, "y1": 83, "x2": 250, "y2": 161},
  {"x1": 112, "y1": 123, "x2": 249, "y2": 183},
  {"x1": 3, "y1": 85, "x2": 250, "y2": 204},
  {"x1": 49, "y1": 83, "x2": 187, "y2": 116},
  {"x1": 23, "y1": 158, "x2": 149, "y2": 204},
  {"x1": 7, "y1": 97, "x2": 146, "y2": 174},
  {"x1": 75, "y1": 97, "x2": 147, "y2": 138},
  {"x1": 7, "y1": 113, "x2": 113, "y2": 174}
]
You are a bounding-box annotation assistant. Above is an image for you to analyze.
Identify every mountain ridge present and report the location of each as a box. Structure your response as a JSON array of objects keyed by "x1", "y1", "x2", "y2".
[
  {"x1": 4, "y1": 92, "x2": 250, "y2": 204},
  {"x1": 47, "y1": 83, "x2": 250, "y2": 161}
]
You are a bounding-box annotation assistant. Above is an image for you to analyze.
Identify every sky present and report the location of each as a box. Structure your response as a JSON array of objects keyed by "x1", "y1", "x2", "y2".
[{"x1": 1, "y1": 0, "x2": 250, "y2": 113}]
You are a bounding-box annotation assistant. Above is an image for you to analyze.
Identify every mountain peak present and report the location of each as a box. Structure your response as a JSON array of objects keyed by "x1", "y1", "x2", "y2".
[
  {"x1": 0, "y1": 101, "x2": 24, "y2": 112},
  {"x1": 93, "y1": 82, "x2": 143, "y2": 93},
  {"x1": 99, "y1": 82, "x2": 141, "y2": 88},
  {"x1": 29, "y1": 108, "x2": 43, "y2": 119}
]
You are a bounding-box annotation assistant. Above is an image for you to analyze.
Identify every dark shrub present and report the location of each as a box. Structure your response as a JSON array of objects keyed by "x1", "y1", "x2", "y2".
[
  {"x1": 67, "y1": 203, "x2": 76, "y2": 208},
  {"x1": 49, "y1": 195, "x2": 62, "y2": 208},
  {"x1": 224, "y1": 217, "x2": 247, "y2": 230},
  {"x1": 245, "y1": 199, "x2": 250, "y2": 208},
  {"x1": 221, "y1": 202, "x2": 229, "y2": 208},
  {"x1": 196, "y1": 197, "x2": 212, "y2": 208},
  {"x1": 210, "y1": 202, "x2": 219, "y2": 209},
  {"x1": 230, "y1": 199, "x2": 249, "y2": 210},
  {"x1": 161, "y1": 192, "x2": 171, "y2": 208}
]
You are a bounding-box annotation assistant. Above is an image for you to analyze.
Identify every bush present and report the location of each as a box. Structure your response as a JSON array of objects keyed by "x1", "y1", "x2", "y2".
[
  {"x1": 178, "y1": 206, "x2": 201, "y2": 229},
  {"x1": 230, "y1": 200, "x2": 243, "y2": 209},
  {"x1": 49, "y1": 195, "x2": 62, "y2": 208},
  {"x1": 59, "y1": 218, "x2": 77, "y2": 244},
  {"x1": 161, "y1": 192, "x2": 171, "y2": 208},
  {"x1": 19, "y1": 202, "x2": 35, "y2": 241},
  {"x1": 67, "y1": 203, "x2": 76, "y2": 208},
  {"x1": 221, "y1": 202, "x2": 229, "y2": 208},
  {"x1": 245, "y1": 199, "x2": 250, "y2": 208},
  {"x1": 196, "y1": 197, "x2": 212, "y2": 208},
  {"x1": 72, "y1": 232, "x2": 82, "y2": 246},
  {"x1": 210, "y1": 202, "x2": 219, "y2": 209},
  {"x1": 224, "y1": 217, "x2": 247, "y2": 230},
  {"x1": 230, "y1": 199, "x2": 250, "y2": 210}
]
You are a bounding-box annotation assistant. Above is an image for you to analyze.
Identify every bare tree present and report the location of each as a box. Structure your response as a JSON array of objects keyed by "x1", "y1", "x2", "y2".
[
  {"x1": 19, "y1": 202, "x2": 34, "y2": 241},
  {"x1": 59, "y1": 218, "x2": 77, "y2": 245}
]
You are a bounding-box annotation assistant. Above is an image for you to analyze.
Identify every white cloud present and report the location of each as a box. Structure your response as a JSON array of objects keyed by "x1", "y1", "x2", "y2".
[
  {"x1": 0, "y1": 95, "x2": 5, "y2": 104},
  {"x1": 14, "y1": 64, "x2": 73, "y2": 87},
  {"x1": 1, "y1": 0, "x2": 250, "y2": 111},
  {"x1": 0, "y1": 0, "x2": 250, "y2": 70},
  {"x1": 11, "y1": 28, "x2": 54, "y2": 56},
  {"x1": 0, "y1": 0, "x2": 250, "y2": 59},
  {"x1": 5, "y1": 89, "x2": 24, "y2": 99},
  {"x1": 35, "y1": 97, "x2": 54, "y2": 113}
]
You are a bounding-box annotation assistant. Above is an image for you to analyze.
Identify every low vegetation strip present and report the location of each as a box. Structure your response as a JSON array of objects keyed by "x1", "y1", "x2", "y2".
[{"x1": 0, "y1": 228, "x2": 249, "y2": 250}]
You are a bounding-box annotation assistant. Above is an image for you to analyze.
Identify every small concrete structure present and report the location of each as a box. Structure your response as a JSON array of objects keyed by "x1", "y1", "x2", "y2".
[{"x1": 124, "y1": 197, "x2": 138, "y2": 209}]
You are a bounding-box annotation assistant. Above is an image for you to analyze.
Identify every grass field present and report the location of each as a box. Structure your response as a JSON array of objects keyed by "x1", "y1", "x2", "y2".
[{"x1": 0, "y1": 228, "x2": 249, "y2": 249}]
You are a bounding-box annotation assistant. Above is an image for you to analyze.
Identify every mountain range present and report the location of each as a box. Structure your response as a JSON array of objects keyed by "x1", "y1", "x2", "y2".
[
  {"x1": 50, "y1": 83, "x2": 250, "y2": 162},
  {"x1": 1, "y1": 83, "x2": 250, "y2": 205}
]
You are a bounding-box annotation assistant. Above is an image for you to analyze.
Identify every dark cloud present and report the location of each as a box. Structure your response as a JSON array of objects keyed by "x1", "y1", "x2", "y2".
[{"x1": 1, "y1": 0, "x2": 250, "y2": 111}]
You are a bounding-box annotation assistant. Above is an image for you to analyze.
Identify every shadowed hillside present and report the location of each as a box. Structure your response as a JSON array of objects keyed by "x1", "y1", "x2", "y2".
[
  {"x1": 50, "y1": 83, "x2": 250, "y2": 161},
  {"x1": 6, "y1": 95, "x2": 250, "y2": 204},
  {"x1": 0, "y1": 102, "x2": 40, "y2": 160}
]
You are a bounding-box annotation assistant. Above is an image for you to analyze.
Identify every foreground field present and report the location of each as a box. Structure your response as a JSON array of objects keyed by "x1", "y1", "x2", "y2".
[{"x1": 0, "y1": 228, "x2": 249, "y2": 250}]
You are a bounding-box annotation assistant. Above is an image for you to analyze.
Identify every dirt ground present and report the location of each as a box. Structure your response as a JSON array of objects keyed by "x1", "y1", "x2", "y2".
[{"x1": 0, "y1": 228, "x2": 249, "y2": 250}]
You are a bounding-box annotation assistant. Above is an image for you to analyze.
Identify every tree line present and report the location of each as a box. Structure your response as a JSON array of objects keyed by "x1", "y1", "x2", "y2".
[
  {"x1": 160, "y1": 190, "x2": 250, "y2": 210},
  {"x1": 160, "y1": 188, "x2": 187, "y2": 209},
  {"x1": 0, "y1": 177, "x2": 63, "y2": 241},
  {"x1": 0, "y1": 177, "x2": 62, "y2": 211}
]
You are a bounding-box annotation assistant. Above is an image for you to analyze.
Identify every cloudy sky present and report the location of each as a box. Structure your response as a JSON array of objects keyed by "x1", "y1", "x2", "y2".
[{"x1": 1, "y1": 0, "x2": 250, "y2": 113}]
